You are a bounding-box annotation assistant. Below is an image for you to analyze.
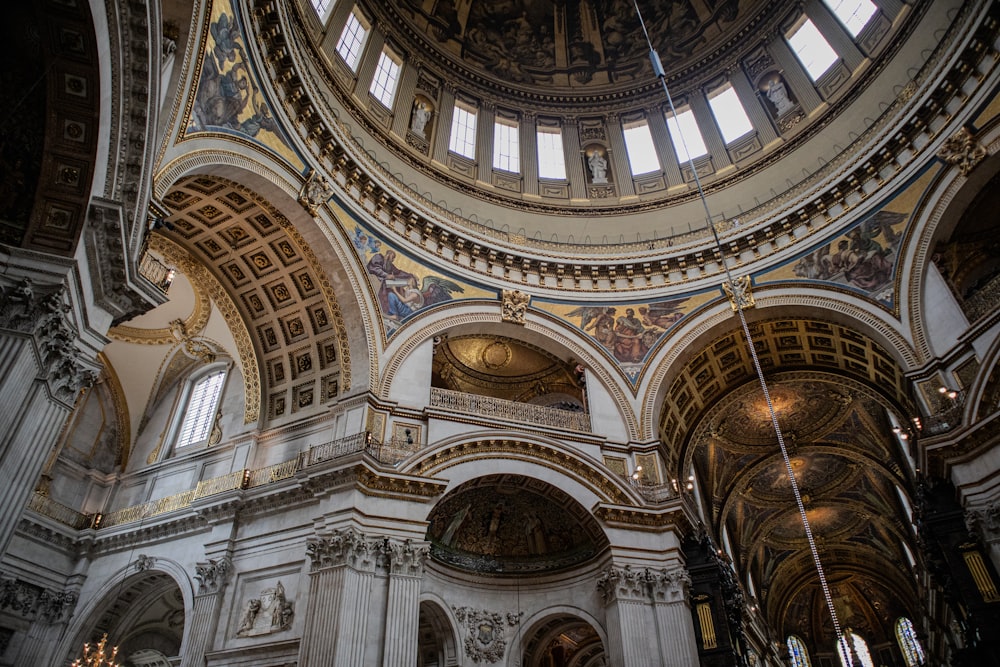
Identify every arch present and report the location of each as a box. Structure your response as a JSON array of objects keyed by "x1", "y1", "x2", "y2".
[
  {"x1": 403, "y1": 430, "x2": 642, "y2": 508},
  {"x1": 153, "y1": 149, "x2": 375, "y2": 394},
  {"x1": 417, "y1": 594, "x2": 461, "y2": 666},
  {"x1": 380, "y1": 307, "x2": 638, "y2": 441},
  {"x1": 904, "y1": 125, "x2": 1000, "y2": 361},
  {"x1": 512, "y1": 607, "x2": 608, "y2": 667},
  {"x1": 58, "y1": 557, "x2": 195, "y2": 667}
]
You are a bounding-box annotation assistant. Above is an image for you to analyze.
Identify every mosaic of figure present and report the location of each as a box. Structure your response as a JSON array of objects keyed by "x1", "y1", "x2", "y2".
[
  {"x1": 790, "y1": 211, "x2": 906, "y2": 303},
  {"x1": 566, "y1": 297, "x2": 688, "y2": 365},
  {"x1": 353, "y1": 225, "x2": 481, "y2": 334}
]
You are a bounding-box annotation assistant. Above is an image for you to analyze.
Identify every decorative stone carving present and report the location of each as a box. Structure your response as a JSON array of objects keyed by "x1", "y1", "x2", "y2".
[
  {"x1": 0, "y1": 576, "x2": 77, "y2": 623},
  {"x1": 723, "y1": 275, "x2": 755, "y2": 311},
  {"x1": 388, "y1": 539, "x2": 429, "y2": 577},
  {"x1": 649, "y1": 566, "x2": 691, "y2": 603},
  {"x1": 937, "y1": 126, "x2": 987, "y2": 176},
  {"x1": 86, "y1": 201, "x2": 162, "y2": 325},
  {"x1": 306, "y1": 528, "x2": 388, "y2": 573},
  {"x1": 0, "y1": 281, "x2": 98, "y2": 399},
  {"x1": 500, "y1": 289, "x2": 530, "y2": 324},
  {"x1": 194, "y1": 556, "x2": 233, "y2": 595},
  {"x1": 298, "y1": 169, "x2": 335, "y2": 216},
  {"x1": 596, "y1": 565, "x2": 647, "y2": 604},
  {"x1": 236, "y1": 580, "x2": 294, "y2": 637},
  {"x1": 967, "y1": 500, "x2": 1000, "y2": 539},
  {"x1": 452, "y1": 606, "x2": 522, "y2": 663},
  {"x1": 597, "y1": 564, "x2": 691, "y2": 605},
  {"x1": 134, "y1": 554, "x2": 156, "y2": 572}
]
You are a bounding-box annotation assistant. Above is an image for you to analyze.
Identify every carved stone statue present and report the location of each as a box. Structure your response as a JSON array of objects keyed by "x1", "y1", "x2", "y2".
[
  {"x1": 411, "y1": 100, "x2": 432, "y2": 137},
  {"x1": 588, "y1": 150, "x2": 608, "y2": 184},
  {"x1": 766, "y1": 77, "x2": 794, "y2": 116}
]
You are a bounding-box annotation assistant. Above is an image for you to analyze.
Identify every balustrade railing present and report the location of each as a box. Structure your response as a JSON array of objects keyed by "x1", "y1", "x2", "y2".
[
  {"x1": 429, "y1": 387, "x2": 591, "y2": 432},
  {"x1": 138, "y1": 252, "x2": 174, "y2": 292},
  {"x1": 28, "y1": 493, "x2": 93, "y2": 530}
]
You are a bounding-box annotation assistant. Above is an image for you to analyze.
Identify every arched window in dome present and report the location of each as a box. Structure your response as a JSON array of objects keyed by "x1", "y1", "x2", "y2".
[
  {"x1": 837, "y1": 629, "x2": 875, "y2": 667},
  {"x1": 493, "y1": 116, "x2": 520, "y2": 173},
  {"x1": 174, "y1": 367, "x2": 227, "y2": 450},
  {"x1": 622, "y1": 119, "x2": 660, "y2": 176},
  {"x1": 448, "y1": 101, "x2": 478, "y2": 160},
  {"x1": 536, "y1": 124, "x2": 567, "y2": 180},
  {"x1": 310, "y1": 0, "x2": 334, "y2": 22},
  {"x1": 665, "y1": 107, "x2": 707, "y2": 164},
  {"x1": 707, "y1": 84, "x2": 754, "y2": 144},
  {"x1": 370, "y1": 48, "x2": 401, "y2": 108},
  {"x1": 895, "y1": 617, "x2": 926, "y2": 666},
  {"x1": 822, "y1": 0, "x2": 878, "y2": 38},
  {"x1": 787, "y1": 635, "x2": 812, "y2": 667},
  {"x1": 336, "y1": 8, "x2": 369, "y2": 73},
  {"x1": 787, "y1": 17, "x2": 839, "y2": 80}
]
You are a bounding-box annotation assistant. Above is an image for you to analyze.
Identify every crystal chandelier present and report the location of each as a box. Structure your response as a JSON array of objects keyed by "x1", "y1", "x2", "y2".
[{"x1": 71, "y1": 633, "x2": 120, "y2": 667}]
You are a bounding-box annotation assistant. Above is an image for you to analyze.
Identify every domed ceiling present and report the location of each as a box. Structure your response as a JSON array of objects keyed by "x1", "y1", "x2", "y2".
[
  {"x1": 394, "y1": 0, "x2": 773, "y2": 94},
  {"x1": 426, "y1": 474, "x2": 609, "y2": 574}
]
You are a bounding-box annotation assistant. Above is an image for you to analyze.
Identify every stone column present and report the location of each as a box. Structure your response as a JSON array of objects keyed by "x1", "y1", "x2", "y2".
[
  {"x1": 390, "y1": 60, "x2": 420, "y2": 137},
  {"x1": 382, "y1": 540, "x2": 429, "y2": 667},
  {"x1": 597, "y1": 565, "x2": 657, "y2": 667},
  {"x1": 299, "y1": 529, "x2": 385, "y2": 667},
  {"x1": 650, "y1": 567, "x2": 699, "y2": 667},
  {"x1": 604, "y1": 114, "x2": 636, "y2": 197},
  {"x1": 0, "y1": 279, "x2": 98, "y2": 556},
  {"x1": 688, "y1": 92, "x2": 732, "y2": 169},
  {"x1": 180, "y1": 556, "x2": 233, "y2": 667},
  {"x1": 804, "y1": 0, "x2": 865, "y2": 71},
  {"x1": 648, "y1": 107, "x2": 684, "y2": 186},
  {"x1": 520, "y1": 112, "x2": 539, "y2": 196},
  {"x1": 432, "y1": 86, "x2": 457, "y2": 163}
]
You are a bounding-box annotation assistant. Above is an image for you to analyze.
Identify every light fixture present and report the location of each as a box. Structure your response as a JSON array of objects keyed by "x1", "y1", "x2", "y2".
[{"x1": 71, "y1": 633, "x2": 120, "y2": 667}]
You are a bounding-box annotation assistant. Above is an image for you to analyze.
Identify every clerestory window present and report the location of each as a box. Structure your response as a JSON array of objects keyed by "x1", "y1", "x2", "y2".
[
  {"x1": 370, "y1": 49, "x2": 402, "y2": 108},
  {"x1": 175, "y1": 369, "x2": 226, "y2": 449},
  {"x1": 336, "y1": 9, "x2": 369, "y2": 73}
]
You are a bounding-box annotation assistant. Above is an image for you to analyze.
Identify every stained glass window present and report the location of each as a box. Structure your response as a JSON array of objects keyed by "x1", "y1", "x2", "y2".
[
  {"x1": 787, "y1": 635, "x2": 812, "y2": 667},
  {"x1": 895, "y1": 617, "x2": 926, "y2": 666}
]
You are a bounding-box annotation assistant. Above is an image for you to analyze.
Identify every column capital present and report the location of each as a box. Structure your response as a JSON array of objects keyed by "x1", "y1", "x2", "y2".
[
  {"x1": 194, "y1": 556, "x2": 233, "y2": 595},
  {"x1": 596, "y1": 564, "x2": 647, "y2": 604},
  {"x1": 388, "y1": 539, "x2": 429, "y2": 577},
  {"x1": 649, "y1": 565, "x2": 691, "y2": 604},
  {"x1": 306, "y1": 528, "x2": 388, "y2": 573}
]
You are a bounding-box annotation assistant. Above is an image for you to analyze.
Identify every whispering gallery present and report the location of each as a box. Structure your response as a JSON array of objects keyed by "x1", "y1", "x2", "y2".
[{"x1": 3, "y1": 0, "x2": 1000, "y2": 665}]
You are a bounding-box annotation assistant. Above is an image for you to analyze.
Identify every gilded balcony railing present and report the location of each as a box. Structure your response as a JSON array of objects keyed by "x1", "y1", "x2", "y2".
[
  {"x1": 429, "y1": 387, "x2": 591, "y2": 432},
  {"x1": 194, "y1": 470, "x2": 246, "y2": 499},
  {"x1": 246, "y1": 458, "x2": 298, "y2": 488},
  {"x1": 28, "y1": 493, "x2": 94, "y2": 530}
]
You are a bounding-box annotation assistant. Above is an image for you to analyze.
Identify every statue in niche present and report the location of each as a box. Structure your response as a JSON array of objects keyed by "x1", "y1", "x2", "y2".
[
  {"x1": 764, "y1": 74, "x2": 795, "y2": 116},
  {"x1": 411, "y1": 100, "x2": 433, "y2": 137},
  {"x1": 588, "y1": 149, "x2": 608, "y2": 183},
  {"x1": 236, "y1": 581, "x2": 293, "y2": 637}
]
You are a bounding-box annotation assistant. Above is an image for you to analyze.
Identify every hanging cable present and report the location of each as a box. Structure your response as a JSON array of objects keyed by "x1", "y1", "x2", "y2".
[{"x1": 630, "y1": 2, "x2": 853, "y2": 664}]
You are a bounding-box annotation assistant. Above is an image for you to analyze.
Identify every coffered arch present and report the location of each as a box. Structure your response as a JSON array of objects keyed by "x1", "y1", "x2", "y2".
[{"x1": 157, "y1": 174, "x2": 353, "y2": 426}]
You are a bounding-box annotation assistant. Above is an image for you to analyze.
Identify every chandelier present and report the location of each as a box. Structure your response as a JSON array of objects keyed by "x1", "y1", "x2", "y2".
[{"x1": 71, "y1": 633, "x2": 120, "y2": 667}]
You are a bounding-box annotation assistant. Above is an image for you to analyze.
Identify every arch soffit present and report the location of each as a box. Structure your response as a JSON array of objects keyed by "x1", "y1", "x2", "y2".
[
  {"x1": 510, "y1": 606, "x2": 609, "y2": 667},
  {"x1": 904, "y1": 126, "x2": 1000, "y2": 362},
  {"x1": 402, "y1": 432, "x2": 640, "y2": 508},
  {"x1": 648, "y1": 297, "x2": 918, "y2": 468},
  {"x1": 379, "y1": 307, "x2": 640, "y2": 440},
  {"x1": 417, "y1": 594, "x2": 462, "y2": 657},
  {"x1": 59, "y1": 558, "x2": 195, "y2": 665},
  {"x1": 154, "y1": 148, "x2": 377, "y2": 392}
]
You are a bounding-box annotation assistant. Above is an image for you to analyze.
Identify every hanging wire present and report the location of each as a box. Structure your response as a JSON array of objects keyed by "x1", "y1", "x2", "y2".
[{"x1": 629, "y1": 2, "x2": 853, "y2": 665}]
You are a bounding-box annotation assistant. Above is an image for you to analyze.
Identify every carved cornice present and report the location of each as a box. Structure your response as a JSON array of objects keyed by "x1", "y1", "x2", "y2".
[
  {"x1": 357, "y1": 469, "x2": 446, "y2": 500},
  {"x1": 593, "y1": 505, "x2": 691, "y2": 533}
]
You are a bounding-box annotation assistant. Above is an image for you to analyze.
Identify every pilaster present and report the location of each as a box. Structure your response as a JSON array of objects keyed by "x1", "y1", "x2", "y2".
[
  {"x1": 382, "y1": 540, "x2": 429, "y2": 667},
  {"x1": 180, "y1": 556, "x2": 233, "y2": 667}
]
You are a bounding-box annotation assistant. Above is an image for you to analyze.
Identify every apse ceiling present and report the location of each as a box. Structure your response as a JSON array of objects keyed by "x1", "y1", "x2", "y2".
[{"x1": 425, "y1": 474, "x2": 609, "y2": 575}]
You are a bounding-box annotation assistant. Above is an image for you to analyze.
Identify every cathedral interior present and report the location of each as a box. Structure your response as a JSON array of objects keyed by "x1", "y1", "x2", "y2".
[{"x1": 1, "y1": 0, "x2": 1000, "y2": 665}]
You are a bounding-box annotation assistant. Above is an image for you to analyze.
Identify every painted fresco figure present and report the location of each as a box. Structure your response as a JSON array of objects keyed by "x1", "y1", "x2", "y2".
[{"x1": 367, "y1": 249, "x2": 418, "y2": 320}]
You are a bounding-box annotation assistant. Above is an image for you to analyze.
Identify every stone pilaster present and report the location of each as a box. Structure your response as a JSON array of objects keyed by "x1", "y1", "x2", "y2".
[
  {"x1": 0, "y1": 575, "x2": 78, "y2": 665},
  {"x1": 650, "y1": 567, "x2": 699, "y2": 667},
  {"x1": 0, "y1": 279, "x2": 98, "y2": 556},
  {"x1": 299, "y1": 528, "x2": 388, "y2": 667},
  {"x1": 597, "y1": 565, "x2": 656, "y2": 667},
  {"x1": 382, "y1": 540, "x2": 429, "y2": 667},
  {"x1": 180, "y1": 556, "x2": 233, "y2": 667}
]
